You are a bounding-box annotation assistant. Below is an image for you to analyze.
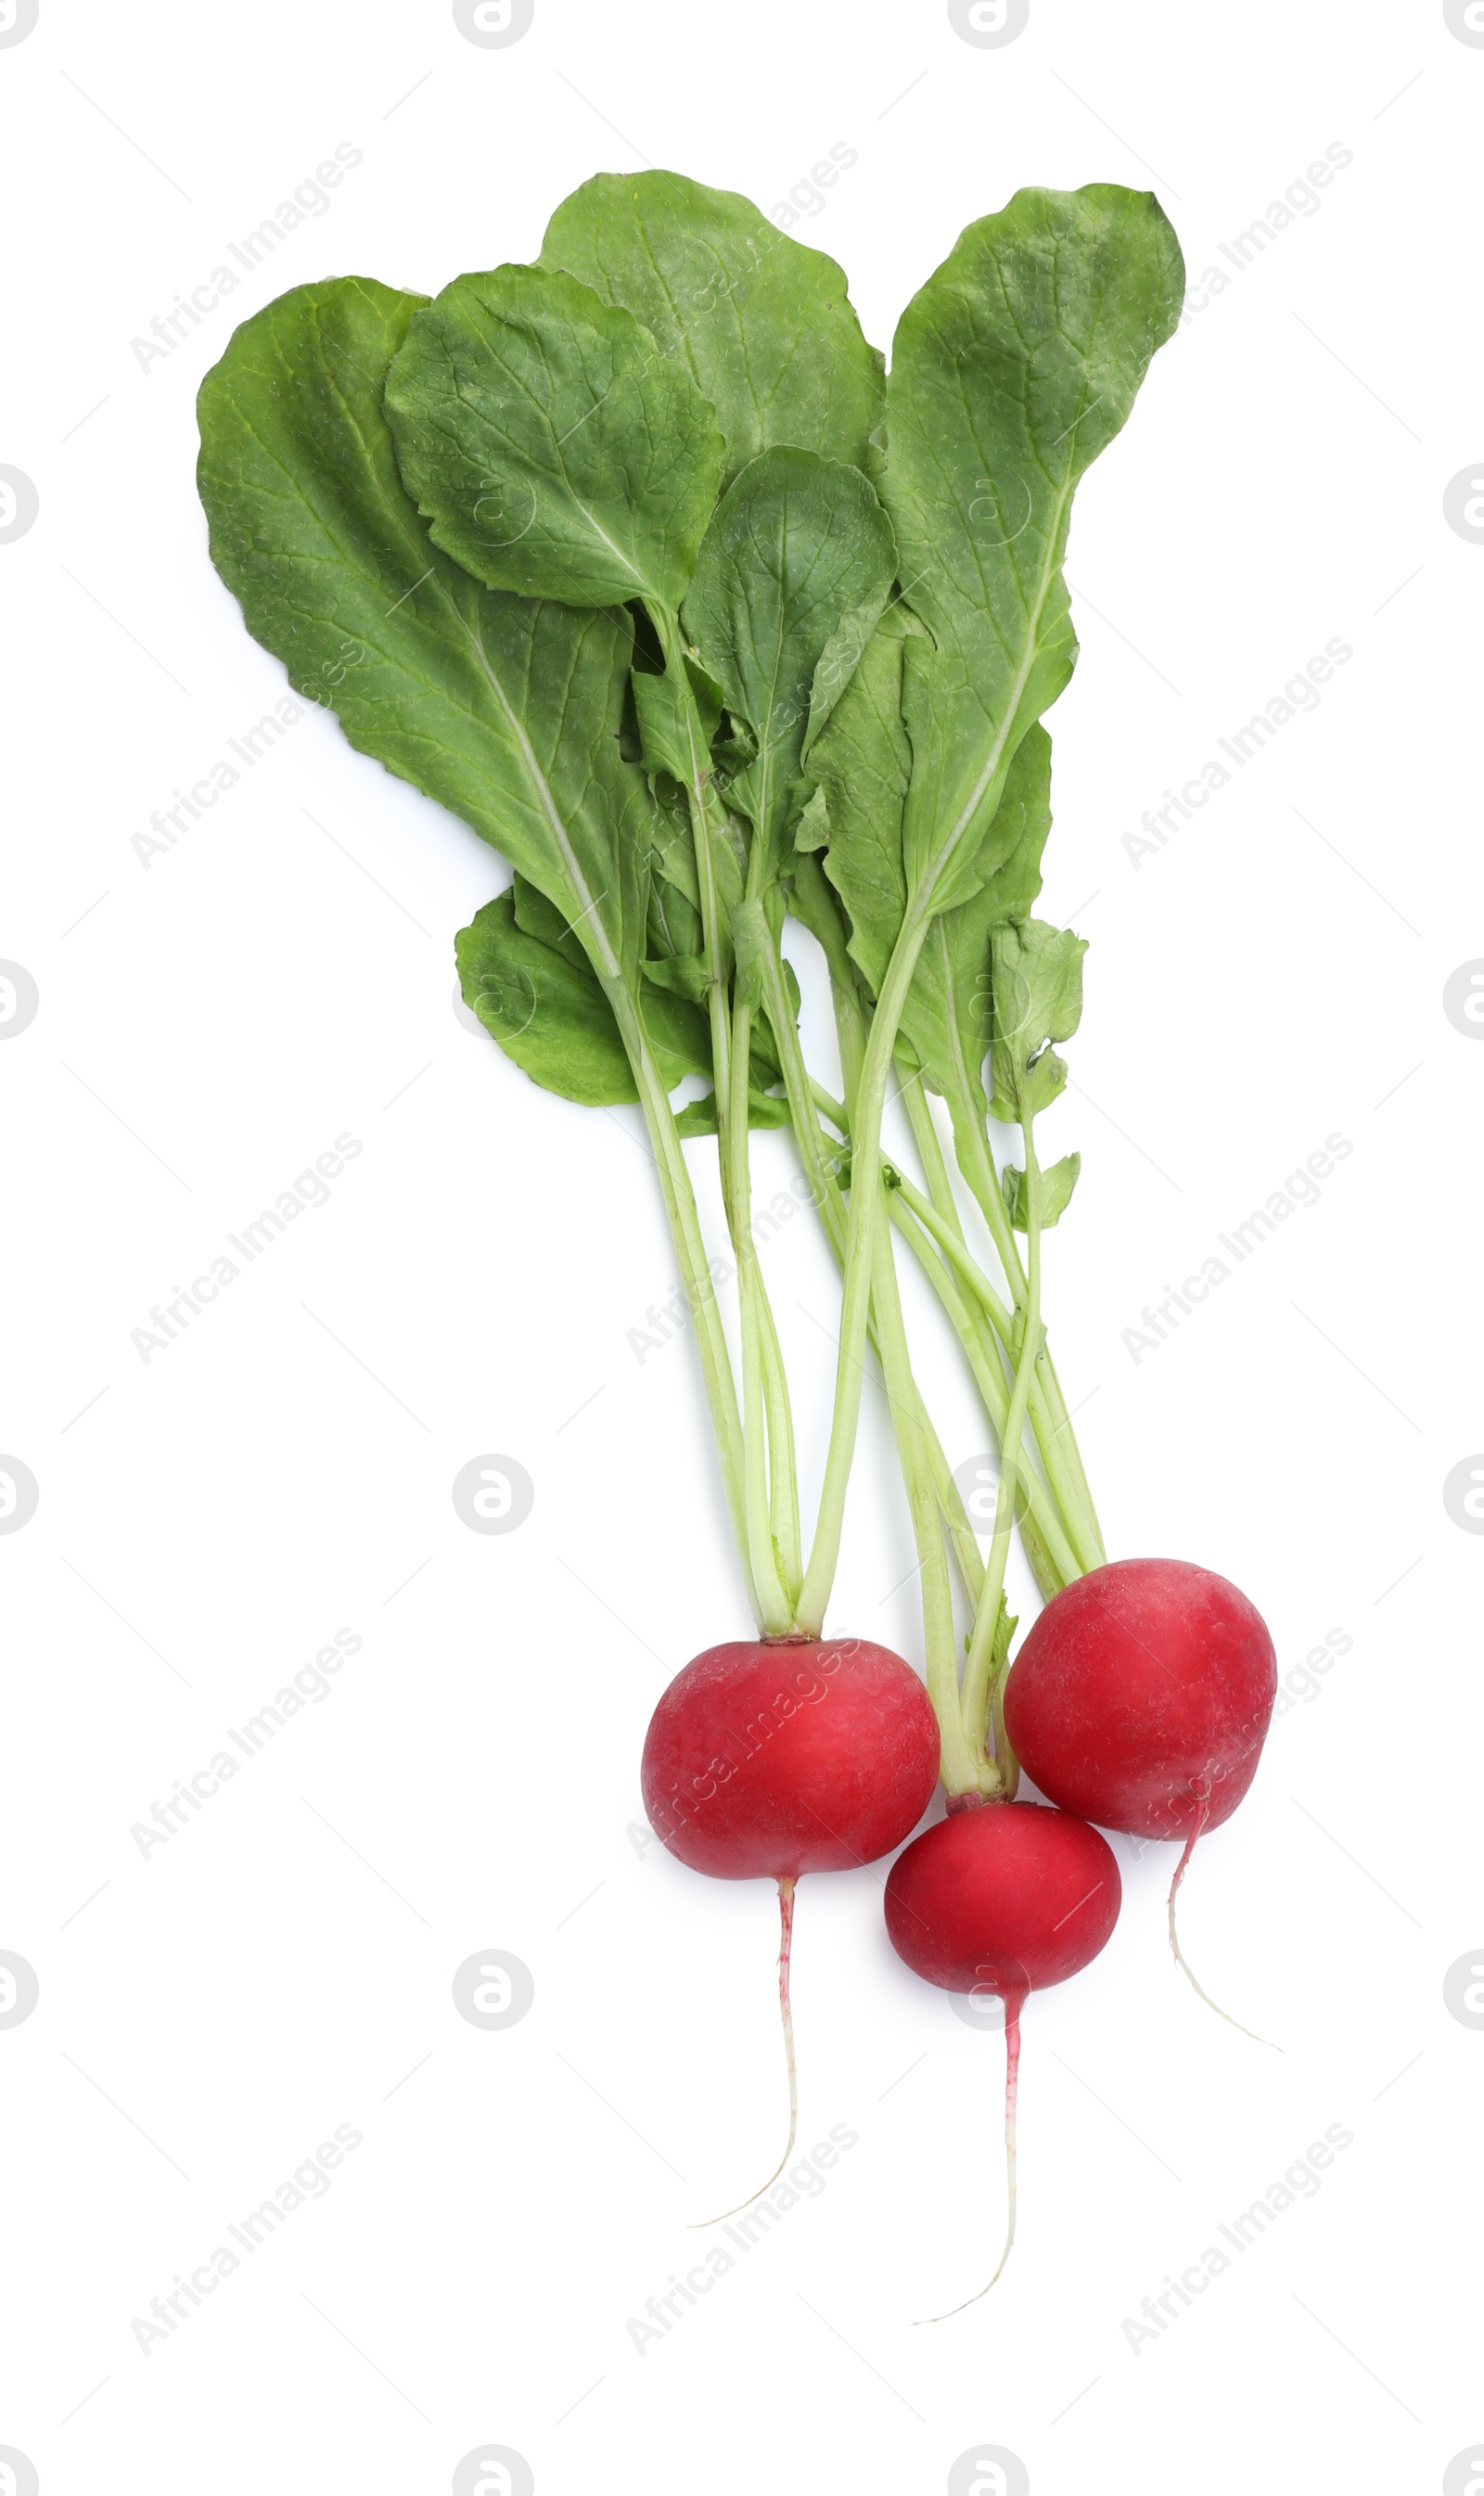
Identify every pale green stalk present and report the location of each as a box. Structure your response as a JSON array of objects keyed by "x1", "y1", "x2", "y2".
[{"x1": 960, "y1": 1119, "x2": 1044, "y2": 1770}]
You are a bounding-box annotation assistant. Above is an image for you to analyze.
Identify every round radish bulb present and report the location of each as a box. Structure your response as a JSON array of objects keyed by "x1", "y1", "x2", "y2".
[
  {"x1": 643, "y1": 1634, "x2": 940, "y2": 2219},
  {"x1": 884, "y1": 1799, "x2": 1122, "y2": 1996},
  {"x1": 1003, "y1": 1556, "x2": 1277, "y2": 1840},
  {"x1": 1003, "y1": 1557, "x2": 1278, "y2": 2039},
  {"x1": 642, "y1": 1634, "x2": 940, "y2": 1879},
  {"x1": 884, "y1": 1800, "x2": 1121, "y2": 2311}
]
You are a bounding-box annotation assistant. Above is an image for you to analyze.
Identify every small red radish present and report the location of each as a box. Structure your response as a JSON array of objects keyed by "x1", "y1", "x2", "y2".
[
  {"x1": 643, "y1": 1633, "x2": 939, "y2": 2214},
  {"x1": 1003, "y1": 1556, "x2": 1278, "y2": 2032},
  {"x1": 885, "y1": 1799, "x2": 1121, "y2": 2311}
]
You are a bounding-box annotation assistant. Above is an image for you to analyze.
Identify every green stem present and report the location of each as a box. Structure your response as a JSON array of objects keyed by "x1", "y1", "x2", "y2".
[
  {"x1": 653, "y1": 619, "x2": 734, "y2": 1162},
  {"x1": 891, "y1": 1163, "x2": 1016, "y2": 1352},
  {"x1": 868, "y1": 1221, "x2": 984, "y2": 1798},
  {"x1": 812, "y1": 1075, "x2": 1076, "y2": 1599},
  {"x1": 727, "y1": 994, "x2": 793, "y2": 1632},
  {"x1": 760, "y1": 936, "x2": 987, "y2": 1661},
  {"x1": 961, "y1": 1119, "x2": 1044, "y2": 1771},
  {"x1": 885, "y1": 1191, "x2": 1076, "y2": 1600},
  {"x1": 953, "y1": 1100, "x2": 1105, "y2": 1569},
  {"x1": 1034, "y1": 1353, "x2": 1106, "y2": 1568},
  {"x1": 757, "y1": 1286, "x2": 802, "y2": 1606},
  {"x1": 609, "y1": 980, "x2": 761, "y2": 1626},
  {"x1": 644, "y1": 611, "x2": 803, "y2": 1620},
  {"x1": 803, "y1": 1091, "x2": 991, "y2": 1614},
  {"x1": 796, "y1": 901, "x2": 935, "y2": 1632}
]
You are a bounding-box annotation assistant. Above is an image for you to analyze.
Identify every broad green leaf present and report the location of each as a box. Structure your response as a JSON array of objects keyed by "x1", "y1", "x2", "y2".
[
  {"x1": 646, "y1": 776, "x2": 704, "y2": 930},
  {"x1": 884, "y1": 186, "x2": 1183, "y2": 915},
  {"x1": 899, "y1": 724, "x2": 1053, "y2": 1119},
  {"x1": 511, "y1": 869, "x2": 589, "y2": 967},
  {"x1": 676, "y1": 1090, "x2": 792, "y2": 1138},
  {"x1": 631, "y1": 657, "x2": 723, "y2": 786},
  {"x1": 988, "y1": 918, "x2": 1087, "y2": 1122},
  {"x1": 648, "y1": 865, "x2": 704, "y2": 964},
  {"x1": 197, "y1": 276, "x2": 652, "y2": 987},
  {"x1": 1002, "y1": 1150, "x2": 1081, "y2": 1231},
  {"x1": 458, "y1": 891, "x2": 633, "y2": 1105},
  {"x1": 383, "y1": 263, "x2": 725, "y2": 611},
  {"x1": 643, "y1": 953, "x2": 710, "y2": 1005},
  {"x1": 787, "y1": 844, "x2": 873, "y2": 1037},
  {"x1": 458, "y1": 892, "x2": 711, "y2": 1106},
  {"x1": 683, "y1": 449, "x2": 896, "y2": 887},
  {"x1": 806, "y1": 608, "x2": 918, "y2": 994},
  {"x1": 794, "y1": 785, "x2": 829, "y2": 856},
  {"x1": 629, "y1": 649, "x2": 747, "y2": 947},
  {"x1": 508, "y1": 867, "x2": 724, "y2": 1082},
  {"x1": 541, "y1": 171, "x2": 885, "y2": 487}
]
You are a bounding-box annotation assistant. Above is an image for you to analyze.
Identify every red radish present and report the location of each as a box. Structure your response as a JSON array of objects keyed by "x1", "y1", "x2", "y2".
[
  {"x1": 644, "y1": 1633, "x2": 940, "y2": 2214},
  {"x1": 885, "y1": 1799, "x2": 1121, "y2": 2313},
  {"x1": 1003, "y1": 1556, "x2": 1277, "y2": 2032}
]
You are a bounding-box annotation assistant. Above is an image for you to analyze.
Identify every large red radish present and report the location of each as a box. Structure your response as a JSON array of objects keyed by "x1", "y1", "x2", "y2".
[
  {"x1": 644, "y1": 1634, "x2": 940, "y2": 2215},
  {"x1": 1003, "y1": 1557, "x2": 1278, "y2": 2033},
  {"x1": 885, "y1": 1799, "x2": 1121, "y2": 2311}
]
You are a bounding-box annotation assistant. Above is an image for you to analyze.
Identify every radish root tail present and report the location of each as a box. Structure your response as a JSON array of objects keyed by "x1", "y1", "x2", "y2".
[
  {"x1": 691, "y1": 1875, "x2": 799, "y2": 2226},
  {"x1": 915, "y1": 1996, "x2": 1021, "y2": 2322},
  {"x1": 1168, "y1": 1790, "x2": 1281, "y2": 2051}
]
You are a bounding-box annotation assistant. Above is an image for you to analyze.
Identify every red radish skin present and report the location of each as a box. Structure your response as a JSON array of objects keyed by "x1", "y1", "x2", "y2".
[
  {"x1": 1003, "y1": 1557, "x2": 1278, "y2": 2035},
  {"x1": 643, "y1": 1634, "x2": 940, "y2": 2218},
  {"x1": 885, "y1": 1801, "x2": 1121, "y2": 2312},
  {"x1": 1003, "y1": 1557, "x2": 1277, "y2": 1839},
  {"x1": 886, "y1": 1801, "x2": 1122, "y2": 1992},
  {"x1": 642, "y1": 1635, "x2": 940, "y2": 1880}
]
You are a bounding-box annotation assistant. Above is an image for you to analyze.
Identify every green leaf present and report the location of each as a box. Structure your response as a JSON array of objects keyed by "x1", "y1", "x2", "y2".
[
  {"x1": 511, "y1": 870, "x2": 589, "y2": 967},
  {"x1": 383, "y1": 262, "x2": 725, "y2": 611},
  {"x1": 457, "y1": 892, "x2": 633, "y2": 1105},
  {"x1": 786, "y1": 847, "x2": 871, "y2": 1031},
  {"x1": 647, "y1": 776, "x2": 703, "y2": 914},
  {"x1": 794, "y1": 784, "x2": 829, "y2": 855},
  {"x1": 683, "y1": 448, "x2": 896, "y2": 890},
  {"x1": 540, "y1": 170, "x2": 885, "y2": 487},
  {"x1": 648, "y1": 864, "x2": 704, "y2": 965},
  {"x1": 196, "y1": 276, "x2": 653, "y2": 989},
  {"x1": 899, "y1": 724, "x2": 1053, "y2": 1119},
  {"x1": 807, "y1": 607, "x2": 917, "y2": 994},
  {"x1": 643, "y1": 952, "x2": 710, "y2": 1005},
  {"x1": 676, "y1": 1089, "x2": 792, "y2": 1138},
  {"x1": 631, "y1": 656, "x2": 723, "y2": 786},
  {"x1": 729, "y1": 893, "x2": 774, "y2": 1010},
  {"x1": 883, "y1": 186, "x2": 1183, "y2": 916},
  {"x1": 988, "y1": 918, "x2": 1087, "y2": 1123},
  {"x1": 458, "y1": 892, "x2": 711, "y2": 1106},
  {"x1": 1002, "y1": 1150, "x2": 1081, "y2": 1231}
]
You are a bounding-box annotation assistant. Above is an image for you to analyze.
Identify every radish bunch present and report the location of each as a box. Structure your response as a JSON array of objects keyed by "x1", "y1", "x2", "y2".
[{"x1": 196, "y1": 163, "x2": 1282, "y2": 2300}]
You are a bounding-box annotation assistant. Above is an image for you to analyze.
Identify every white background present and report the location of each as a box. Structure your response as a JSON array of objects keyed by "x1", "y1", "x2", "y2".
[{"x1": 3, "y1": 2, "x2": 1481, "y2": 2490}]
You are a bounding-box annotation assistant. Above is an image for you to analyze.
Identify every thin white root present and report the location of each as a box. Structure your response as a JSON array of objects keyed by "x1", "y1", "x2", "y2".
[
  {"x1": 690, "y1": 1875, "x2": 799, "y2": 2225},
  {"x1": 915, "y1": 1996, "x2": 1021, "y2": 2322},
  {"x1": 1168, "y1": 1796, "x2": 1282, "y2": 2051}
]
